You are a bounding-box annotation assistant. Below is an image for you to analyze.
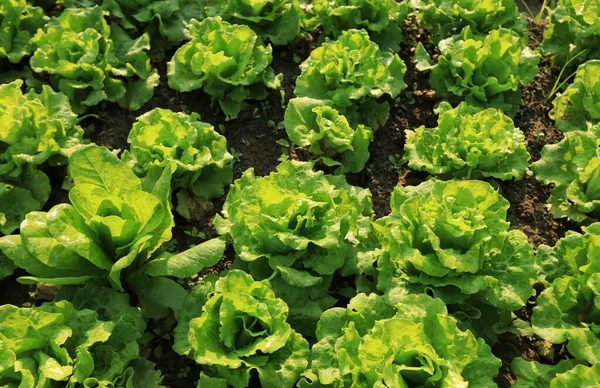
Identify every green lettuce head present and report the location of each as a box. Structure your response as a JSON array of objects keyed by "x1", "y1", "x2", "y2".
[
  {"x1": 312, "y1": 0, "x2": 410, "y2": 52},
  {"x1": 121, "y1": 108, "x2": 233, "y2": 214},
  {"x1": 299, "y1": 293, "x2": 500, "y2": 387},
  {"x1": 0, "y1": 282, "x2": 163, "y2": 387},
  {"x1": 0, "y1": 80, "x2": 85, "y2": 235},
  {"x1": 532, "y1": 223, "x2": 600, "y2": 364},
  {"x1": 284, "y1": 98, "x2": 373, "y2": 173},
  {"x1": 29, "y1": 6, "x2": 159, "y2": 113},
  {"x1": 204, "y1": 0, "x2": 302, "y2": 46},
  {"x1": 415, "y1": 26, "x2": 539, "y2": 116},
  {"x1": 168, "y1": 16, "x2": 282, "y2": 120},
  {"x1": 294, "y1": 29, "x2": 406, "y2": 128},
  {"x1": 63, "y1": 0, "x2": 206, "y2": 46},
  {"x1": 375, "y1": 179, "x2": 536, "y2": 340},
  {"x1": 404, "y1": 102, "x2": 530, "y2": 180},
  {"x1": 214, "y1": 160, "x2": 377, "y2": 281},
  {"x1": 411, "y1": 0, "x2": 526, "y2": 41},
  {"x1": 214, "y1": 160, "x2": 377, "y2": 334},
  {"x1": 532, "y1": 125, "x2": 600, "y2": 222},
  {"x1": 0, "y1": 0, "x2": 47, "y2": 63},
  {"x1": 173, "y1": 270, "x2": 309, "y2": 388},
  {"x1": 541, "y1": 0, "x2": 600, "y2": 66},
  {"x1": 0, "y1": 145, "x2": 174, "y2": 291},
  {"x1": 512, "y1": 359, "x2": 600, "y2": 387},
  {"x1": 550, "y1": 60, "x2": 600, "y2": 132}
]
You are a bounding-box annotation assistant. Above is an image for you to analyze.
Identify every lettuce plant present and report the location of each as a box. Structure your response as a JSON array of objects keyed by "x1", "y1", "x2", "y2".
[
  {"x1": 294, "y1": 29, "x2": 406, "y2": 128},
  {"x1": 550, "y1": 60, "x2": 600, "y2": 132},
  {"x1": 214, "y1": 160, "x2": 377, "y2": 333},
  {"x1": 29, "y1": 6, "x2": 159, "y2": 113},
  {"x1": 121, "y1": 108, "x2": 233, "y2": 215},
  {"x1": 284, "y1": 98, "x2": 373, "y2": 173},
  {"x1": 214, "y1": 160, "x2": 376, "y2": 283},
  {"x1": 63, "y1": 0, "x2": 205, "y2": 46},
  {"x1": 0, "y1": 282, "x2": 162, "y2": 387},
  {"x1": 512, "y1": 359, "x2": 599, "y2": 387},
  {"x1": 298, "y1": 293, "x2": 501, "y2": 387},
  {"x1": 0, "y1": 145, "x2": 174, "y2": 290},
  {"x1": 404, "y1": 102, "x2": 530, "y2": 180},
  {"x1": 0, "y1": 0, "x2": 47, "y2": 63},
  {"x1": 312, "y1": 0, "x2": 410, "y2": 52},
  {"x1": 168, "y1": 17, "x2": 282, "y2": 120},
  {"x1": 532, "y1": 125, "x2": 600, "y2": 222},
  {"x1": 415, "y1": 26, "x2": 539, "y2": 116},
  {"x1": 411, "y1": 0, "x2": 526, "y2": 41},
  {"x1": 0, "y1": 80, "x2": 85, "y2": 235},
  {"x1": 375, "y1": 179, "x2": 536, "y2": 339},
  {"x1": 541, "y1": 0, "x2": 600, "y2": 66},
  {"x1": 204, "y1": 0, "x2": 302, "y2": 46},
  {"x1": 173, "y1": 270, "x2": 309, "y2": 388},
  {"x1": 532, "y1": 223, "x2": 600, "y2": 364}
]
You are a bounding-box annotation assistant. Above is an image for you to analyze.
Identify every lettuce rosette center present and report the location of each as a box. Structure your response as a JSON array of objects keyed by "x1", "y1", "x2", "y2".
[{"x1": 193, "y1": 291, "x2": 291, "y2": 364}]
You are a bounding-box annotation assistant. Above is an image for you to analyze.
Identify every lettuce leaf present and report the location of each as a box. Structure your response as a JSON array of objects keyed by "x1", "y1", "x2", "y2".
[
  {"x1": 550, "y1": 60, "x2": 600, "y2": 132},
  {"x1": 532, "y1": 125, "x2": 600, "y2": 222},
  {"x1": 0, "y1": 282, "x2": 163, "y2": 387},
  {"x1": 411, "y1": 0, "x2": 526, "y2": 41},
  {"x1": 205, "y1": 0, "x2": 302, "y2": 46},
  {"x1": 532, "y1": 223, "x2": 600, "y2": 364},
  {"x1": 214, "y1": 160, "x2": 377, "y2": 334},
  {"x1": 0, "y1": 146, "x2": 174, "y2": 291},
  {"x1": 511, "y1": 358, "x2": 588, "y2": 387}
]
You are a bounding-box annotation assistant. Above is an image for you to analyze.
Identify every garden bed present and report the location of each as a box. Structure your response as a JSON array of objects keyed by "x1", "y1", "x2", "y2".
[{"x1": 0, "y1": 1, "x2": 592, "y2": 386}]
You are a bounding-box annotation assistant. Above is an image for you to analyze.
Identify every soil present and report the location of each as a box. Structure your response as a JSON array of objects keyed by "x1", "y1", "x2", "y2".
[{"x1": 0, "y1": 8, "x2": 584, "y2": 388}]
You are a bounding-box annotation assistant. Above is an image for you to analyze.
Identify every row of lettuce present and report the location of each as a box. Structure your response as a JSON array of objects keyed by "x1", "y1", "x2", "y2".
[
  {"x1": 2, "y1": 0, "x2": 599, "y2": 117},
  {"x1": 2, "y1": 49, "x2": 600, "y2": 244},
  {"x1": 1, "y1": 0, "x2": 600, "y2": 386}
]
